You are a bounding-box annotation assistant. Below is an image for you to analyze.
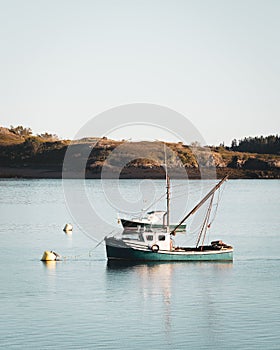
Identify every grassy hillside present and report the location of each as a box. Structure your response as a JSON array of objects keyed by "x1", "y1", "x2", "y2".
[
  {"x1": 0, "y1": 127, "x2": 24, "y2": 145},
  {"x1": 0, "y1": 126, "x2": 279, "y2": 179}
]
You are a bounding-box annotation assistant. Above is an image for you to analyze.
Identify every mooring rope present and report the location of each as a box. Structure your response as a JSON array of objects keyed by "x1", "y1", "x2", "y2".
[{"x1": 60, "y1": 229, "x2": 118, "y2": 261}]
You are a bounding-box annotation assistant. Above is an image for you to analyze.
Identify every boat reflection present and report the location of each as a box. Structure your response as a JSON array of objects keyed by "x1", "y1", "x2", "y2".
[
  {"x1": 106, "y1": 260, "x2": 233, "y2": 339},
  {"x1": 107, "y1": 261, "x2": 174, "y2": 337},
  {"x1": 107, "y1": 260, "x2": 233, "y2": 270}
]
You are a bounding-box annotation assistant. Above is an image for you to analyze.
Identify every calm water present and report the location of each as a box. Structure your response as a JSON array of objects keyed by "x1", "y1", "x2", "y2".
[{"x1": 0, "y1": 179, "x2": 279, "y2": 349}]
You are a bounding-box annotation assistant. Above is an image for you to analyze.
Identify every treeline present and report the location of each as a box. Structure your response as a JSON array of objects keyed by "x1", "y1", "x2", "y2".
[
  {"x1": 9, "y1": 125, "x2": 59, "y2": 141},
  {"x1": 230, "y1": 135, "x2": 280, "y2": 155}
]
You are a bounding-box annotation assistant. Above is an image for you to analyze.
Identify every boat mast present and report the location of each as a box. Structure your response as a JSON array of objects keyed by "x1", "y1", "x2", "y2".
[
  {"x1": 164, "y1": 143, "x2": 170, "y2": 232},
  {"x1": 170, "y1": 175, "x2": 228, "y2": 235},
  {"x1": 166, "y1": 175, "x2": 170, "y2": 232}
]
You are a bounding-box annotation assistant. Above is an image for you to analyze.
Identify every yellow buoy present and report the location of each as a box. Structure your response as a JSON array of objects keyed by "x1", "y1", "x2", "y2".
[{"x1": 41, "y1": 250, "x2": 60, "y2": 261}]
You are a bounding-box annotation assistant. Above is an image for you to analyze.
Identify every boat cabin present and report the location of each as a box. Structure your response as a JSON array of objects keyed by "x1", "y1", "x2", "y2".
[{"x1": 140, "y1": 231, "x2": 172, "y2": 252}]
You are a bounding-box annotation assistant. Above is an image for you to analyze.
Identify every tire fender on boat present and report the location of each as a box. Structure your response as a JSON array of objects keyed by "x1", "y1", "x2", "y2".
[{"x1": 151, "y1": 244, "x2": 159, "y2": 253}]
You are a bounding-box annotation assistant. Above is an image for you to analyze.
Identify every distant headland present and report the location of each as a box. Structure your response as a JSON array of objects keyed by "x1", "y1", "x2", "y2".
[{"x1": 0, "y1": 126, "x2": 279, "y2": 179}]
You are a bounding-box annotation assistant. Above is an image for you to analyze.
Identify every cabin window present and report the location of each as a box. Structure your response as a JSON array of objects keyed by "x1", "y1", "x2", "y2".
[
  {"x1": 146, "y1": 235, "x2": 154, "y2": 241},
  {"x1": 158, "y1": 235, "x2": 165, "y2": 241}
]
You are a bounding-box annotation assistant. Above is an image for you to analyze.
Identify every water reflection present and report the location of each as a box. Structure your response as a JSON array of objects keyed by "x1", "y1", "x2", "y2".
[
  {"x1": 107, "y1": 261, "x2": 173, "y2": 339},
  {"x1": 107, "y1": 260, "x2": 233, "y2": 270},
  {"x1": 41, "y1": 260, "x2": 57, "y2": 271},
  {"x1": 106, "y1": 261, "x2": 233, "y2": 340}
]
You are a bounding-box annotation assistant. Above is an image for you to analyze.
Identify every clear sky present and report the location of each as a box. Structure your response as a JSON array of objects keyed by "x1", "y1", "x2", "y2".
[{"x1": 0, "y1": 0, "x2": 279, "y2": 145}]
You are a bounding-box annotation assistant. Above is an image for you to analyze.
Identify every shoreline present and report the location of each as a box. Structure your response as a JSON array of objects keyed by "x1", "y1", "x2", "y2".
[
  {"x1": 0, "y1": 166, "x2": 279, "y2": 179},
  {"x1": 1, "y1": 135, "x2": 280, "y2": 180}
]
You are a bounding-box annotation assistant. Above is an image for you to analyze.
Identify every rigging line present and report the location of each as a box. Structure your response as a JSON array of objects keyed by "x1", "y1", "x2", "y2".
[
  {"x1": 196, "y1": 194, "x2": 214, "y2": 248},
  {"x1": 60, "y1": 229, "x2": 118, "y2": 260},
  {"x1": 171, "y1": 183, "x2": 191, "y2": 188},
  {"x1": 208, "y1": 180, "x2": 226, "y2": 226},
  {"x1": 195, "y1": 196, "x2": 211, "y2": 248},
  {"x1": 168, "y1": 187, "x2": 204, "y2": 201},
  {"x1": 118, "y1": 191, "x2": 167, "y2": 216},
  {"x1": 171, "y1": 192, "x2": 191, "y2": 200},
  {"x1": 171, "y1": 184, "x2": 218, "y2": 201},
  {"x1": 208, "y1": 189, "x2": 220, "y2": 226},
  {"x1": 171, "y1": 185, "x2": 202, "y2": 194},
  {"x1": 169, "y1": 190, "x2": 204, "y2": 201},
  {"x1": 171, "y1": 175, "x2": 228, "y2": 235},
  {"x1": 171, "y1": 189, "x2": 200, "y2": 198},
  {"x1": 200, "y1": 195, "x2": 215, "y2": 248},
  {"x1": 144, "y1": 184, "x2": 202, "y2": 205},
  {"x1": 142, "y1": 192, "x2": 167, "y2": 212},
  {"x1": 168, "y1": 183, "x2": 190, "y2": 188},
  {"x1": 171, "y1": 184, "x2": 210, "y2": 193},
  {"x1": 89, "y1": 229, "x2": 118, "y2": 256}
]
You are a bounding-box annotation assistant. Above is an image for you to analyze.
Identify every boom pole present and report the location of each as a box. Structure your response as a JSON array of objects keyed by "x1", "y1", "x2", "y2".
[{"x1": 170, "y1": 175, "x2": 228, "y2": 235}]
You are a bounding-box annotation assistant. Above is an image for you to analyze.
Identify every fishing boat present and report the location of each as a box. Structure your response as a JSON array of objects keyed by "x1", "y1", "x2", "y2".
[{"x1": 105, "y1": 176, "x2": 233, "y2": 262}]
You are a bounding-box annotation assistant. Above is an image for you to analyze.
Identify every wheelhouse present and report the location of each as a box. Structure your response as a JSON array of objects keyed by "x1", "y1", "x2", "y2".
[{"x1": 141, "y1": 231, "x2": 171, "y2": 251}]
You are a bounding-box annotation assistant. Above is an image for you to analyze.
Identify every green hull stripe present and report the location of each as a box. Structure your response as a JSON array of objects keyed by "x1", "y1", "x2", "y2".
[{"x1": 106, "y1": 245, "x2": 233, "y2": 262}]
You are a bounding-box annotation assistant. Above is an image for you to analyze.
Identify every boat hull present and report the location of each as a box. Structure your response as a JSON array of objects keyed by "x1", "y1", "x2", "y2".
[{"x1": 105, "y1": 237, "x2": 233, "y2": 262}]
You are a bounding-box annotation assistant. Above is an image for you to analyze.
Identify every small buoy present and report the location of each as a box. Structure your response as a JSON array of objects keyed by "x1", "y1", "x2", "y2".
[
  {"x1": 63, "y1": 223, "x2": 73, "y2": 232},
  {"x1": 41, "y1": 250, "x2": 61, "y2": 261}
]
